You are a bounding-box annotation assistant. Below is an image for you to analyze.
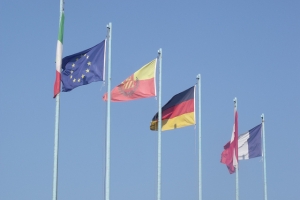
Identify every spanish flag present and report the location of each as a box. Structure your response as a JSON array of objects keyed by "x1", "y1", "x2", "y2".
[
  {"x1": 103, "y1": 59, "x2": 157, "y2": 102},
  {"x1": 150, "y1": 86, "x2": 195, "y2": 131}
]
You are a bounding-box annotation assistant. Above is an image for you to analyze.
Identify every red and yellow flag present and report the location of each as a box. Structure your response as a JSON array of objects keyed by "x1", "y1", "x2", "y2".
[{"x1": 103, "y1": 59, "x2": 157, "y2": 102}]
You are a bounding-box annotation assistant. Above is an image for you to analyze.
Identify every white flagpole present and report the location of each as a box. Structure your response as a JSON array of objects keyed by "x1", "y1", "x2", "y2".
[
  {"x1": 105, "y1": 22, "x2": 112, "y2": 200},
  {"x1": 52, "y1": 1, "x2": 64, "y2": 199},
  {"x1": 261, "y1": 114, "x2": 268, "y2": 200},
  {"x1": 233, "y1": 97, "x2": 239, "y2": 200},
  {"x1": 196, "y1": 74, "x2": 202, "y2": 200},
  {"x1": 157, "y1": 48, "x2": 162, "y2": 200}
]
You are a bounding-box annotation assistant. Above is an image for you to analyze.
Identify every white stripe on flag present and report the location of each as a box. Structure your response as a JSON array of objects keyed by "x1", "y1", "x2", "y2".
[
  {"x1": 238, "y1": 131, "x2": 250, "y2": 160},
  {"x1": 55, "y1": 41, "x2": 63, "y2": 72}
]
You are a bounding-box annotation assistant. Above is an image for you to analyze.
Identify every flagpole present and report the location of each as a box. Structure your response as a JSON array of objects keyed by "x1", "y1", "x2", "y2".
[
  {"x1": 52, "y1": 1, "x2": 64, "y2": 200},
  {"x1": 233, "y1": 97, "x2": 239, "y2": 200},
  {"x1": 105, "y1": 22, "x2": 112, "y2": 200},
  {"x1": 196, "y1": 74, "x2": 202, "y2": 200},
  {"x1": 261, "y1": 114, "x2": 268, "y2": 200},
  {"x1": 157, "y1": 48, "x2": 162, "y2": 200}
]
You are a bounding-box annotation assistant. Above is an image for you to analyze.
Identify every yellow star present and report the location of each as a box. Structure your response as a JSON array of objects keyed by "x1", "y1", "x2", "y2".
[
  {"x1": 70, "y1": 75, "x2": 72, "y2": 79},
  {"x1": 81, "y1": 74, "x2": 85, "y2": 79},
  {"x1": 76, "y1": 58, "x2": 79, "y2": 61},
  {"x1": 84, "y1": 54, "x2": 87, "y2": 57},
  {"x1": 86, "y1": 69, "x2": 90, "y2": 73},
  {"x1": 86, "y1": 55, "x2": 89, "y2": 59},
  {"x1": 78, "y1": 79, "x2": 80, "y2": 82},
  {"x1": 72, "y1": 63, "x2": 75, "y2": 67},
  {"x1": 73, "y1": 78, "x2": 76, "y2": 82},
  {"x1": 87, "y1": 61, "x2": 91, "y2": 66},
  {"x1": 71, "y1": 70, "x2": 73, "y2": 74}
]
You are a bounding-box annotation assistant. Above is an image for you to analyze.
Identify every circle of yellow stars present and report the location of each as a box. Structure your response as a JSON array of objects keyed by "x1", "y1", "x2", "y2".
[{"x1": 69, "y1": 54, "x2": 92, "y2": 83}]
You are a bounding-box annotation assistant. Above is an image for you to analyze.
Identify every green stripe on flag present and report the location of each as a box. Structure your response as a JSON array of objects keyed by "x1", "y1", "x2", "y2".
[{"x1": 58, "y1": 12, "x2": 64, "y2": 43}]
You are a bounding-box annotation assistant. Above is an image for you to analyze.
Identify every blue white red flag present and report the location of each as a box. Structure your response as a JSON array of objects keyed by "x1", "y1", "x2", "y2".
[{"x1": 238, "y1": 124, "x2": 262, "y2": 160}]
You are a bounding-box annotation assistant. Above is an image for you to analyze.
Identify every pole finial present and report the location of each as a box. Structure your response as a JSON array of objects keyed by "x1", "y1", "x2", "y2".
[
  {"x1": 233, "y1": 97, "x2": 237, "y2": 109},
  {"x1": 158, "y1": 48, "x2": 162, "y2": 54},
  {"x1": 261, "y1": 113, "x2": 264, "y2": 122},
  {"x1": 60, "y1": 0, "x2": 64, "y2": 12},
  {"x1": 196, "y1": 74, "x2": 201, "y2": 80}
]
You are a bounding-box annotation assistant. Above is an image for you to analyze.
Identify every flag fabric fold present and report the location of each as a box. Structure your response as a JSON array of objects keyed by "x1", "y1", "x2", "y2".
[
  {"x1": 221, "y1": 110, "x2": 238, "y2": 174},
  {"x1": 238, "y1": 124, "x2": 262, "y2": 160},
  {"x1": 150, "y1": 86, "x2": 195, "y2": 131},
  {"x1": 103, "y1": 59, "x2": 157, "y2": 102},
  {"x1": 60, "y1": 40, "x2": 106, "y2": 93}
]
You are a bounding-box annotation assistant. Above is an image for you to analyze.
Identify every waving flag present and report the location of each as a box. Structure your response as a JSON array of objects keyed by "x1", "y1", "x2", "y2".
[
  {"x1": 238, "y1": 124, "x2": 262, "y2": 160},
  {"x1": 221, "y1": 110, "x2": 238, "y2": 174},
  {"x1": 103, "y1": 59, "x2": 156, "y2": 102},
  {"x1": 150, "y1": 86, "x2": 195, "y2": 131},
  {"x1": 61, "y1": 40, "x2": 106, "y2": 93}
]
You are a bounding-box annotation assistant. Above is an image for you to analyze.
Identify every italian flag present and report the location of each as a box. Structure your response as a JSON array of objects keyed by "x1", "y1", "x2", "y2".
[{"x1": 53, "y1": 10, "x2": 64, "y2": 98}]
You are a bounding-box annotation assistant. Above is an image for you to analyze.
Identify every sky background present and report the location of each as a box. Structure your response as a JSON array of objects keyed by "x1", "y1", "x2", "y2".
[{"x1": 1, "y1": 0, "x2": 300, "y2": 199}]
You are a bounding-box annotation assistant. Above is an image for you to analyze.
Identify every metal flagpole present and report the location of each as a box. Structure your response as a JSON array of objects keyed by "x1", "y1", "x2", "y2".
[
  {"x1": 105, "y1": 22, "x2": 112, "y2": 200},
  {"x1": 196, "y1": 74, "x2": 202, "y2": 200},
  {"x1": 261, "y1": 114, "x2": 268, "y2": 200},
  {"x1": 233, "y1": 97, "x2": 239, "y2": 200},
  {"x1": 157, "y1": 48, "x2": 162, "y2": 200},
  {"x1": 52, "y1": 1, "x2": 64, "y2": 199}
]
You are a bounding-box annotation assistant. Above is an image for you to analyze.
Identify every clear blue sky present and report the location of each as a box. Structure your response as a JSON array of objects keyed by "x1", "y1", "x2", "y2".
[{"x1": 1, "y1": 0, "x2": 299, "y2": 199}]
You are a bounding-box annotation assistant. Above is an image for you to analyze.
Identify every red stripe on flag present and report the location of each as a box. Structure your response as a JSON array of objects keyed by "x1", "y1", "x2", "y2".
[
  {"x1": 161, "y1": 99, "x2": 194, "y2": 120},
  {"x1": 53, "y1": 71, "x2": 61, "y2": 98}
]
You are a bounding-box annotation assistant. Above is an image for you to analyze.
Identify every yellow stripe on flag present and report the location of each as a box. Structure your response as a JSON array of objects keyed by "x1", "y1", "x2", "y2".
[
  {"x1": 150, "y1": 112, "x2": 195, "y2": 131},
  {"x1": 134, "y1": 59, "x2": 156, "y2": 80}
]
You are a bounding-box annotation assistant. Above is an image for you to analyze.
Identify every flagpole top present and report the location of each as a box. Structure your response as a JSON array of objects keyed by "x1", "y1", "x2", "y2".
[
  {"x1": 233, "y1": 97, "x2": 237, "y2": 109},
  {"x1": 196, "y1": 74, "x2": 201, "y2": 80},
  {"x1": 60, "y1": 0, "x2": 64, "y2": 11},
  {"x1": 106, "y1": 22, "x2": 112, "y2": 29},
  {"x1": 261, "y1": 113, "x2": 265, "y2": 122},
  {"x1": 158, "y1": 48, "x2": 162, "y2": 54}
]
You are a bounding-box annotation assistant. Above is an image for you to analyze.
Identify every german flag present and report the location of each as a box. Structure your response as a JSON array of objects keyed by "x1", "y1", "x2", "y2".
[{"x1": 150, "y1": 86, "x2": 195, "y2": 131}]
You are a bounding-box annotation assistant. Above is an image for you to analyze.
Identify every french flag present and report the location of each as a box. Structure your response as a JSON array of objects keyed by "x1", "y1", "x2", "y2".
[{"x1": 238, "y1": 124, "x2": 262, "y2": 160}]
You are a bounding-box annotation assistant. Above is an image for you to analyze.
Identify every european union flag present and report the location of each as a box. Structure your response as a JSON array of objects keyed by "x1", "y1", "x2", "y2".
[{"x1": 61, "y1": 40, "x2": 106, "y2": 92}]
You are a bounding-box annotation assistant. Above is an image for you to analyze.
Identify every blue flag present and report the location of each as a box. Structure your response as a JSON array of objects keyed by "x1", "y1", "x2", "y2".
[{"x1": 61, "y1": 40, "x2": 106, "y2": 92}]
